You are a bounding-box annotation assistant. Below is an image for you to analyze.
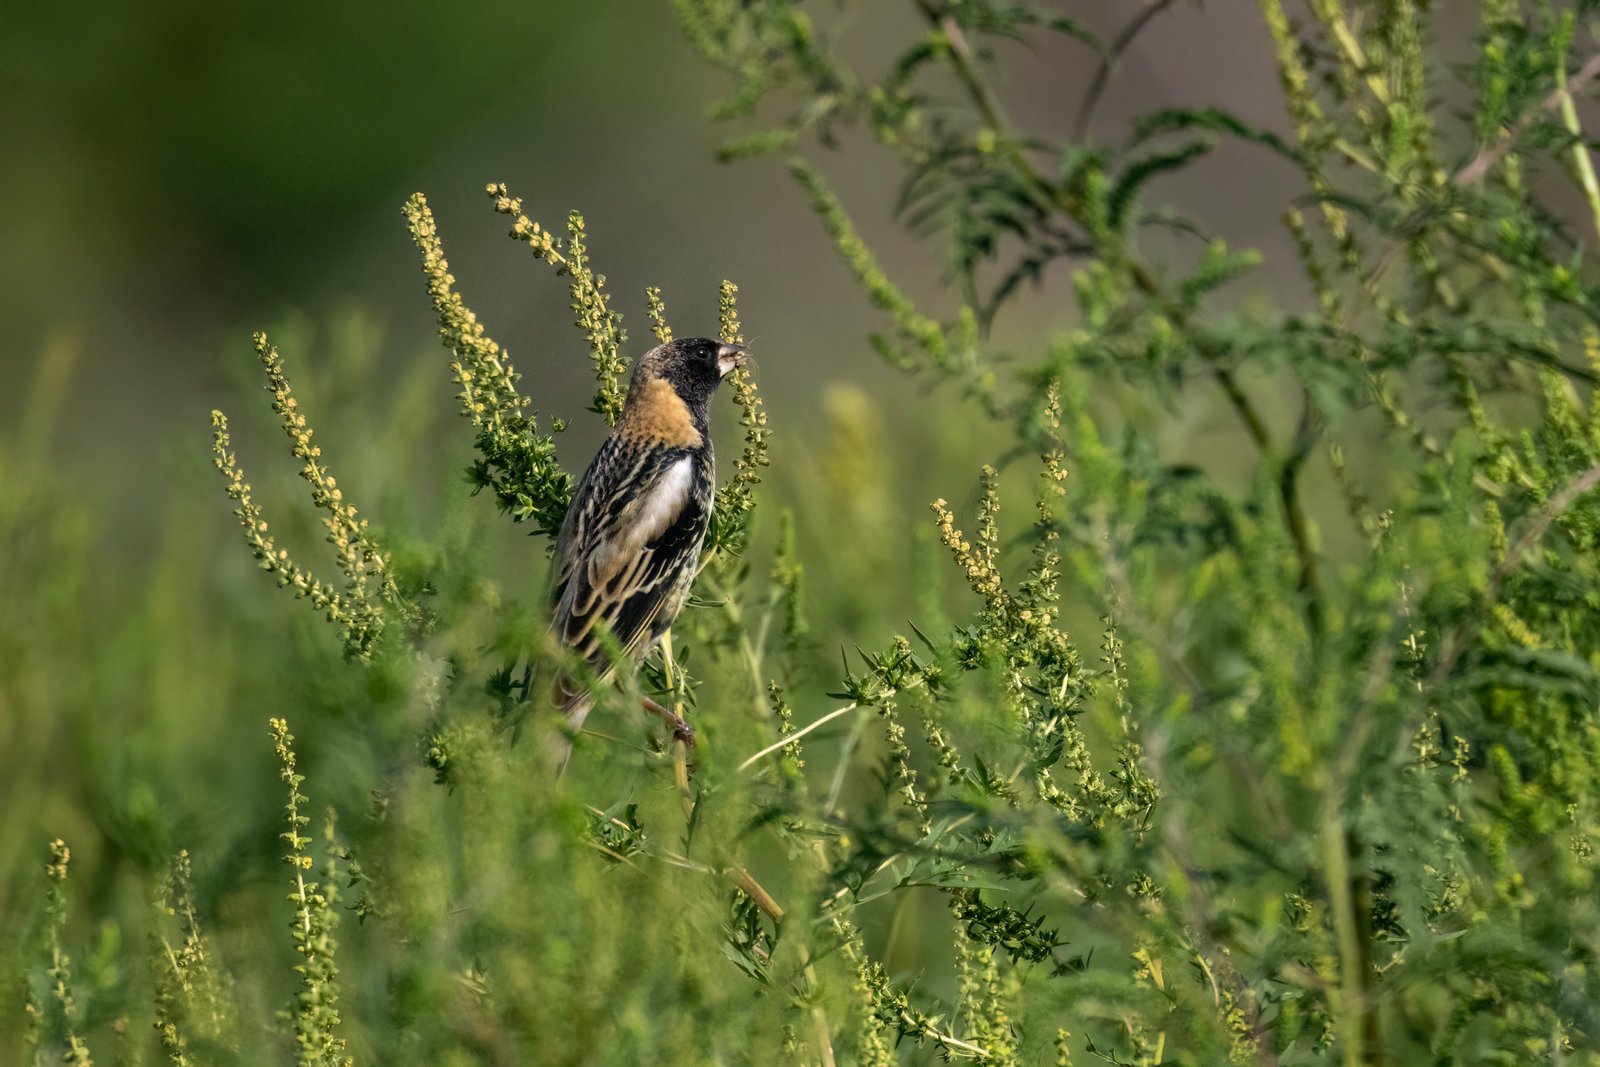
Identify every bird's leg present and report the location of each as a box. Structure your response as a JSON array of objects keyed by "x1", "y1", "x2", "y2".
[{"x1": 641, "y1": 695, "x2": 695, "y2": 746}]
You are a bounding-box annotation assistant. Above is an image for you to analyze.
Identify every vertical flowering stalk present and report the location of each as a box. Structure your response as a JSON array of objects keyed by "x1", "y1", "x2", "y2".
[{"x1": 271, "y1": 719, "x2": 350, "y2": 1067}]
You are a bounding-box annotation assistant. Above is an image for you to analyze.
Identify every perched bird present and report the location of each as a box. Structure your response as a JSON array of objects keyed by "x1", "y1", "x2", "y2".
[{"x1": 546, "y1": 336, "x2": 747, "y2": 764}]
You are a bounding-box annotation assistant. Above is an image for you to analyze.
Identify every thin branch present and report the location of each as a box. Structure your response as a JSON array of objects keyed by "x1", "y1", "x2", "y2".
[
  {"x1": 1429, "y1": 461, "x2": 1600, "y2": 685},
  {"x1": 1493, "y1": 463, "x2": 1600, "y2": 586},
  {"x1": 739, "y1": 703, "x2": 861, "y2": 771},
  {"x1": 1456, "y1": 50, "x2": 1600, "y2": 185},
  {"x1": 1071, "y1": 0, "x2": 1181, "y2": 142},
  {"x1": 1281, "y1": 391, "x2": 1325, "y2": 636}
]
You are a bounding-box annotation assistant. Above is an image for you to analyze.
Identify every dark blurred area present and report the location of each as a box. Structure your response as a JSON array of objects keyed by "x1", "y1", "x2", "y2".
[{"x1": 1, "y1": 4, "x2": 864, "y2": 476}]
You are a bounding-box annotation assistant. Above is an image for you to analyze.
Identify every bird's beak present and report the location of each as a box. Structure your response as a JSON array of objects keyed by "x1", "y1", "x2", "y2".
[{"x1": 716, "y1": 342, "x2": 748, "y2": 378}]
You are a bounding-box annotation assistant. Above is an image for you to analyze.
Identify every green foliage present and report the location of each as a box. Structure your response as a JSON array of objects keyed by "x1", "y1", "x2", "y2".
[
  {"x1": 11, "y1": 3, "x2": 1600, "y2": 1066},
  {"x1": 673, "y1": 1, "x2": 1600, "y2": 1062}
]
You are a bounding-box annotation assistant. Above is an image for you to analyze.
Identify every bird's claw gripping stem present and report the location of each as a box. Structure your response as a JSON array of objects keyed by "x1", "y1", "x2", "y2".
[{"x1": 641, "y1": 696, "x2": 695, "y2": 747}]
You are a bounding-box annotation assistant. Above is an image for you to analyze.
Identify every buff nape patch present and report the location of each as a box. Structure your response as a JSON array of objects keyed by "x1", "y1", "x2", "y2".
[{"x1": 619, "y1": 377, "x2": 703, "y2": 448}]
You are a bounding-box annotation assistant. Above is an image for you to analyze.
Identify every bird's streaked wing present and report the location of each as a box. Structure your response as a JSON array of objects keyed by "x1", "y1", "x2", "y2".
[{"x1": 550, "y1": 436, "x2": 708, "y2": 707}]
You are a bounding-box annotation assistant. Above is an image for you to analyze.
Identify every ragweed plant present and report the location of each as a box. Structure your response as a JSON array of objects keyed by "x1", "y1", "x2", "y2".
[
  {"x1": 404, "y1": 191, "x2": 576, "y2": 537},
  {"x1": 271, "y1": 718, "x2": 350, "y2": 1067},
  {"x1": 210, "y1": 334, "x2": 409, "y2": 659},
  {"x1": 24, "y1": 840, "x2": 92, "y2": 1067},
  {"x1": 708, "y1": 279, "x2": 772, "y2": 558},
  {"x1": 151, "y1": 850, "x2": 228, "y2": 1065}
]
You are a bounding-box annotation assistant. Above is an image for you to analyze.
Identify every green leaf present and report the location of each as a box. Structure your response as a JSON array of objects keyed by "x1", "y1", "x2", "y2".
[{"x1": 1108, "y1": 140, "x2": 1215, "y2": 229}]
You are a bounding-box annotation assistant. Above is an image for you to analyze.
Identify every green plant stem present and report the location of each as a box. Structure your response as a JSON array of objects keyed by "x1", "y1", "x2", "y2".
[
  {"x1": 1557, "y1": 54, "x2": 1600, "y2": 245},
  {"x1": 1321, "y1": 799, "x2": 1367, "y2": 1067}
]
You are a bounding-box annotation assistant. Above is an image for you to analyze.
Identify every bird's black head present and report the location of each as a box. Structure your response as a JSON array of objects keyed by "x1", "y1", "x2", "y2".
[{"x1": 631, "y1": 337, "x2": 747, "y2": 412}]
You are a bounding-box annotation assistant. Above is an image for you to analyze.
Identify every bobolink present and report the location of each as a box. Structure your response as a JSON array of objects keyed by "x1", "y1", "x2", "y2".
[{"x1": 547, "y1": 336, "x2": 747, "y2": 763}]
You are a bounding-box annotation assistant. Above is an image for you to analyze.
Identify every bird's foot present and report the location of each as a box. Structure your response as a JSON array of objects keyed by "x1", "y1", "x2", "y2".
[{"x1": 641, "y1": 695, "x2": 695, "y2": 747}]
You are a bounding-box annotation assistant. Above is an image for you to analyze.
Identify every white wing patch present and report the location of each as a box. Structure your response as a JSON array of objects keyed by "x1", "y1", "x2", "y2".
[
  {"x1": 632, "y1": 455, "x2": 696, "y2": 541},
  {"x1": 587, "y1": 455, "x2": 695, "y2": 582}
]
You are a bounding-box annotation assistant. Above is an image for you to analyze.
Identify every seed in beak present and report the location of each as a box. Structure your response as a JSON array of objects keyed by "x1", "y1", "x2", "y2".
[{"x1": 716, "y1": 343, "x2": 748, "y2": 377}]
